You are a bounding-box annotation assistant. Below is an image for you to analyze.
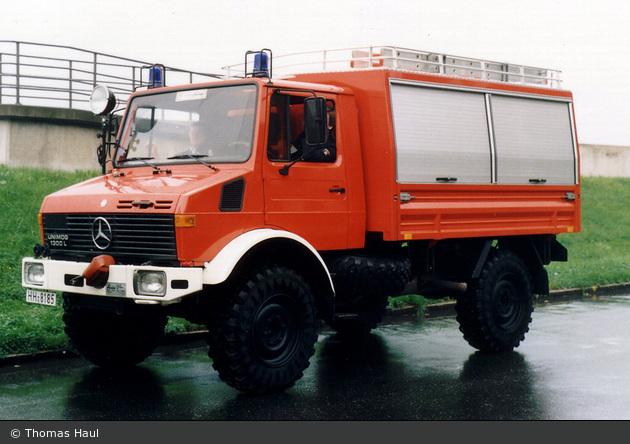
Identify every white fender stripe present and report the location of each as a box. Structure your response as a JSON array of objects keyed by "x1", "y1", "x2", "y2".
[{"x1": 202, "y1": 229, "x2": 334, "y2": 290}]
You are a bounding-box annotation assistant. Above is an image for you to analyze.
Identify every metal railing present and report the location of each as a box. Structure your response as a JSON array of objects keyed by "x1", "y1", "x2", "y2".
[
  {"x1": 224, "y1": 45, "x2": 562, "y2": 88},
  {"x1": 0, "y1": 41, "x2": 222, "y2": 111}
]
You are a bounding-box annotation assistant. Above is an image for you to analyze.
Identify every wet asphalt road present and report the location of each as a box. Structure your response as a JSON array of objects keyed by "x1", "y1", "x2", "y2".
[{"x1": 2, "y1": 296, "x2": 630, "y2": 420}]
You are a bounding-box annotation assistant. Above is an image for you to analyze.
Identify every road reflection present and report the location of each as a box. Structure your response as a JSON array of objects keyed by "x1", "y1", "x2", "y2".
[
  {"x1": 64, "y1": 366, "x2": 167, "y2": 420},
  {"x1": 10, "y1": 298, "x2": 630, "y2": 420},
  {"x1": 312, "y1": 331, "x2": 544, "y2": 420},
  {"x1": 458, "y1": 351, "x2": 544, "y2": 420},
  {"x1": 52, "y1": 326, "x2": 548, "y2": 420},
  {"x1": 58, "y1": 329, "x2": 547, "y2": 420},
  {"x1": 211, "y1": 333, "x2": 400, "y2": 420}
]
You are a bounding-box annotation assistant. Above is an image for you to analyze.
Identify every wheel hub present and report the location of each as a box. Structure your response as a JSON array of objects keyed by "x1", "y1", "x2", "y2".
[
  {"x1": 492, "y1": 274, "x2": 523, "y2": 331},
  {"x1": 252, "y1": 295, "x2": 301, "y2": 366}
]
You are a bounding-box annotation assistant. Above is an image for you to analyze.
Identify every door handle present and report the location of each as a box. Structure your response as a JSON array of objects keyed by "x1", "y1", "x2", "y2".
[{"x1": 329, "y1": 188, "x2": 346, "y2": 194}]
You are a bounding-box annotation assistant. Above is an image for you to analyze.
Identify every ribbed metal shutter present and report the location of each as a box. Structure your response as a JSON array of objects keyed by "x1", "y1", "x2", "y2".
[
  {"x1": 390, "y1": 82, "x2": 492, "y2": 184},
  {"x1": 491, "y1": 95, "x2": 575, "y2": 185}
]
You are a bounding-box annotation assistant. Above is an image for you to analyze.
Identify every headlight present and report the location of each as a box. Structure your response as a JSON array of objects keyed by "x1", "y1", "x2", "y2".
[
  {"x1": 90, "y1": 85, "x2": 117, "y2": 115},
  {"x1": 24, "y1": 262, "x2": 45, "y2": 286},
  {"x1": 134, "y1": 270, "x2": 166, "y2": 296}
]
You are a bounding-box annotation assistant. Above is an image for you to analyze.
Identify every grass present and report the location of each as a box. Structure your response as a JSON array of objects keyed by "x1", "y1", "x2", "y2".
[
  {"x1": 547, "y1": 177, "x2": 630, "y2": 289},
  {"x1": 0, "y1": 167, "x2": 98, "y2": 357},
  {"x1": 387, "y1": 294, "x2": 430, "y2": 317},
  {"x1": 1, "y1": 166, "x2": 629, "y2": 357}
]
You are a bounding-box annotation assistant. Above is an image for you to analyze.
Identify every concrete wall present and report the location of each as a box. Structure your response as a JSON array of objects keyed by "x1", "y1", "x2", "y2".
[
  {"x1": 0, "y1": 105, "x2": 628, "y2": 177},
  {"x1": 0, "y1": 105, "x2": 102, "y2": 171},
  {"x1": 579, "y1": 144, "x2": 630, "y2": 177}
]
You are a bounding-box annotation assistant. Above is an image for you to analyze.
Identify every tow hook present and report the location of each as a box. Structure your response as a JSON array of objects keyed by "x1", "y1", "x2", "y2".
[{"x1": 82, "y1": 255, "x2": 115, "y2": 288}]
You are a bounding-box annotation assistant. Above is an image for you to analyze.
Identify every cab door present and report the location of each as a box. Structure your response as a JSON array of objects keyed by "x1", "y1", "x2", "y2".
[{"x1": 263, "y1": 92, "x2": 349, "y2": 250}]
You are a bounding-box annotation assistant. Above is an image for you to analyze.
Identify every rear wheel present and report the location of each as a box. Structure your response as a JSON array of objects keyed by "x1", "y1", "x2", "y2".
[
  {"x1": 455, "y1": 251, "x2": 534, "y2": 352},
  {"x1": 63, "y1": 298, "x2": 167, "y2": 368},
  {"x1": 333, "y1": 293, "x2": 390, "y2": 338},
  {"x1": 207, "y1": 266, "x2": 318, "y2": 395},
  {"x1": 328, "y1": 255, "x2": 410, "y2": 337}
]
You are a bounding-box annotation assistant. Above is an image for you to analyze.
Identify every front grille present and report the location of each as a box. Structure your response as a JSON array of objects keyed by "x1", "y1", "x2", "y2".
[{"x1": 42, "y1": 213, "x2": 178, "y2": 265}]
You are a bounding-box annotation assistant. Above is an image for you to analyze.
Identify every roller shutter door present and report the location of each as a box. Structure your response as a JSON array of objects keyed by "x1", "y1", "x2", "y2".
[
  {"x1": 491, "y1": 95, "x2": 576, "y2": 185},
  {"x1": 390, "y1": 82, "x2": 492, "y2": 184}
]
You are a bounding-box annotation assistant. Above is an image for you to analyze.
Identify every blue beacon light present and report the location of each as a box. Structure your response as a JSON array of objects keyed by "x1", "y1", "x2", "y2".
[
  {"x1": 253, "y1": 53, "x2": 269, "y2": 78},
  {"x1": 149, "y1": 66, "x2": 164, "y2": 88}
]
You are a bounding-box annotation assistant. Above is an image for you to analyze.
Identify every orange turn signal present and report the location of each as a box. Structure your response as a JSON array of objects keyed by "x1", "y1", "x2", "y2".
[{"x1": 175, "y1": 215, "x2": 196, "y2": 228}]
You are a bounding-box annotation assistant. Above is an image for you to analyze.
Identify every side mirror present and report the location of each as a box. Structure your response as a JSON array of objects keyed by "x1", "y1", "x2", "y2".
[
  {"x1": 90, "y1": 85, "x2": 117, "y2": 116},
  {"x1": 304, "y1": 97, "x2": 328, "y2": 146}
]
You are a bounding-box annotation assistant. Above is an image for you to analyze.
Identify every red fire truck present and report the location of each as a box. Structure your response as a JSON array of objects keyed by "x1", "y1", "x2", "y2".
[{"x1": 22, "y1": 47, "x2": 580, "y2": 394}]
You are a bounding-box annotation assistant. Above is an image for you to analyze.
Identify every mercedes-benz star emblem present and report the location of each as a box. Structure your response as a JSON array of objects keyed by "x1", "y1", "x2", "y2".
[{"x1": 91, "y1": 217, "x2": 112, "y2": 250}]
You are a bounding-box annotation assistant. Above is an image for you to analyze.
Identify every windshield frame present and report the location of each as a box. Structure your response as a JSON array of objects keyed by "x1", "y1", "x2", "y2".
[{"x1": 113, "y1": 82, "x2": 259, "y2": 169}]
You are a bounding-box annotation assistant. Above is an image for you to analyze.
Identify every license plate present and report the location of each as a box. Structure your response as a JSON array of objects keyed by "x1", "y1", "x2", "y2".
[{"x1": 26, "y1": 289, "x2": 57, "y2": 307}]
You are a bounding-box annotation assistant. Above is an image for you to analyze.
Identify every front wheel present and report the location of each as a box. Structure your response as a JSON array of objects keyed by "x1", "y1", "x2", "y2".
[
  {"x1": 455, "y1": 251, "x2": 534, "y2": 352},
  {"x1": 207, "y1": 266, "x2": 318, "y2": 395},
  {"x1": 62, "y1": 297, "x2": 168, "y2": 368}
]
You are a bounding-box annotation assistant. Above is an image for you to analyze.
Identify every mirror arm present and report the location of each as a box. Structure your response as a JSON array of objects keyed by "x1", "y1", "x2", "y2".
[{"x1": 279, "y1": 149, "x2": 313, "y2": 176}]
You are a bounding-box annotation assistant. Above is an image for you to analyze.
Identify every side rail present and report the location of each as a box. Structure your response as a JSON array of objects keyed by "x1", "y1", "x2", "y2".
[{"x1": 0, "y1": 41, "x2": 221, "y2": 111}]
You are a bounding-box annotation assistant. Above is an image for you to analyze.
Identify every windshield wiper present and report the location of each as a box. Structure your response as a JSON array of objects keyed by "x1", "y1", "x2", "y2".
[
  {"x1": 167, "y1": 154, "x2": 217, "y2": 171},
  {"x1": 117, "y1": 157, "x2": 171, "y2": 174}
]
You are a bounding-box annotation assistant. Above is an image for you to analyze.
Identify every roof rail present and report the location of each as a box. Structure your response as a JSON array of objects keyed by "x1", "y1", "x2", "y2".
[{"x1": 223, "y1": 46, "x2": 562, "y2": 89}]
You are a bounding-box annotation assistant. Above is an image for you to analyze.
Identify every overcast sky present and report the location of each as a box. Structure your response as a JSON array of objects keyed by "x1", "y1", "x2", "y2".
[{"x1": 2, "y1": 0, "x2": 630, "y2": 145}]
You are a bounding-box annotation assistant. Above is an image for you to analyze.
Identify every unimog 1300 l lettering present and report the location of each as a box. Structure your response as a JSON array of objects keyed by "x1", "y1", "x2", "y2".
[{"x1": 22, "y1": 47, "x2": 580, "y2": 394}]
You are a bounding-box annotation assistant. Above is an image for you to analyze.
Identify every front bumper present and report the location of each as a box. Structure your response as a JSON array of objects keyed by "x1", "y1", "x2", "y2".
[{"x1": 22, "y1": 257, "x2": 204, "y2": 305}]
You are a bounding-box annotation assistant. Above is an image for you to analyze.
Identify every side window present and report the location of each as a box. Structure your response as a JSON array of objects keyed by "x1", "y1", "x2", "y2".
[
  {"x1": 267, "y1": 94, "x2": 289, "y2": 161},
  {"x1": 267, "y1": 93, "x2": 337, "y2": 163},
  {"x1": 288, "y1": 98, "x2": 305, "y2": 160}
]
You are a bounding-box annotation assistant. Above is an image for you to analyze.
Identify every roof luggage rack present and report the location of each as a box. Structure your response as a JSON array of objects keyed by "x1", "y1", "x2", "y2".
[{"x1": 224, "y1": 46, "x2": 562, "y2": 89}]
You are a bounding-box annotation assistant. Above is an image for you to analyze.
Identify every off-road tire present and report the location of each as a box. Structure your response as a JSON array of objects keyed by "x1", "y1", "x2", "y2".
[
  {"x1": 328, "y1": 255, "x2": 411, "y2": 337},
  {"x1": 455, "y1": 250, "x2": 534, "y2": 352},
  {"x1": 206, "y1": 266, "x2": 318, "y2": 395},
  {"x1": 63, "y1": 302, "x2": 168, "y2": 368}
]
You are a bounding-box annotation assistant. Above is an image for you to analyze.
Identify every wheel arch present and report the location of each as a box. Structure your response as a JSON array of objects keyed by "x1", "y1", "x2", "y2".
[
  {"x1": 497, "y1": 235, "x2": 555, "y2": 296},
  {"x1": 203, "y1": 229, "x2": 335, "y2": 322}
]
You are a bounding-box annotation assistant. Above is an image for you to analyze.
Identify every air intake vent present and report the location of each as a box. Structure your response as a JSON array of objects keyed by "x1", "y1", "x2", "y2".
[
  {"x1": 220, "y1": 178, "x2": 245, "y2": 212},
  {"x1": 117, "y1": 199, "x2": 173, "y2": 209},
  {"x1": 117, "y1": 200, "x2": 133, "y2": 209},
  {"x1": 155, "y1": 200, "x2": 173, "y2": 209}
]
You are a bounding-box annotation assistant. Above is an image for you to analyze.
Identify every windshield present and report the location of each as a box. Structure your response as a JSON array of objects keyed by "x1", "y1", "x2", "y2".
[{"x1": 115, "y1": 84, "x2": 257, "y2": 167}]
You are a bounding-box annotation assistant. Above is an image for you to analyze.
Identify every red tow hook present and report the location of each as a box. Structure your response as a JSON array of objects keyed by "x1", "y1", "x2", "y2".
[{"x1": 82, "y1": 255, "x2": 115, "y2": 288}]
